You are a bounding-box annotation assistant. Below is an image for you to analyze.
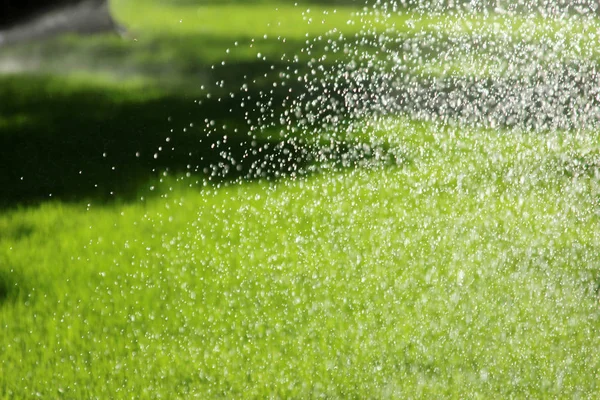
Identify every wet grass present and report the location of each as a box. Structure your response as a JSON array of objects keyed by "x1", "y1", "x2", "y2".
[
  {"x1": 2, "y1": 0, "x2": 600, "y2": 397},
  {"x1": 0, "y1": 73, "x2": 319, "y2": 206},
  {"x1": 1, "y1": 120, "x2": 600, "y2": 397}
]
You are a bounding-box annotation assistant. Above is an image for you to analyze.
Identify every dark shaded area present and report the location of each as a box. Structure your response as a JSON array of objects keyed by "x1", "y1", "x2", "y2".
[
  {"x1": 0, "y1": 277, "x2": 8, "y2": 303},
  {"x1": 0, "y1": 222, "x2": 34, "y2": 241},
  {"x1": 0, "y1": 0, "x2": 120, "y2": 46},
  {"x1": 0, "y1": 69, "x2": 405, "y2": 207},
  {"x1": 0, "y1": 0, "x2": 106, "y2": 27},
  {"x1": 0, "y1": 269, "x2": 16, "y2": 304},
  {"x1": 5, "y1": 4, "x2": 594, "y2": 207},
  {"x1": 0, "y1": 68, "x2": 328, "y2": 208},
  {"x1": 0, "y1": 29, "x2": 415, "y2": 208},
  {"x1": 0, "y1": 264, "x2": 29, "y2": 306}
]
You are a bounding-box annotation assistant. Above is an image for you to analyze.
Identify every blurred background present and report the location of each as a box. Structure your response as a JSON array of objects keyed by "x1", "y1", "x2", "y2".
[
  {"x1": 2, "y1": 0, "x2": 598, "y2": 207},
  {"x1": 4, "y1": 3, "x2": 600, "y2": 398},
  {"x1": 0, "y1": 0, "x2": 369, "y2": 206}
]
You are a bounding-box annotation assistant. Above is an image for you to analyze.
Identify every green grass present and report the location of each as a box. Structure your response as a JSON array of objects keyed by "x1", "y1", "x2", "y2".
[
  {"x1": 114, "y1": 2, "x2": 364, "y2": 38},
  {"x1": 4, "y1": 0, "x2": 599, "y2": 86},
  {"x1": 2, "y1": 120, "x2": 600, "y2": 397},
  {"x1": 2, "y1": 0, "x2": 600, "y2": 397}
]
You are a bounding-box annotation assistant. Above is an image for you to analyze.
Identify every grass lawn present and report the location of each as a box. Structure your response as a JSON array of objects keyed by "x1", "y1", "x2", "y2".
[
  {"x1": 2, "y1": 0, "x2": 600, "y2": 397},
  {"x1": 2, "y1": 120, "x2": 600, "y2": 397}
]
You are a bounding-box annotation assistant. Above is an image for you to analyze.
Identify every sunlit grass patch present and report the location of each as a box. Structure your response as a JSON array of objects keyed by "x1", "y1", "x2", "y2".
[
  {"x1": 113, "y1": 1, "x2": 365, "y2": 39},
  {"x1": 2, "y1": 0, "x2": 600, "y2": 397},
  {"x1": 1, "y1": 120, "x2": 600, "y2": 396}
]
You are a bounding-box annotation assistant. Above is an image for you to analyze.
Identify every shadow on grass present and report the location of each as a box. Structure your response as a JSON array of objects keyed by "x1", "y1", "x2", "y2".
[
  {"x1": 0, "y1": 268, "x2": 20, "y2": 306},
  {"x1": 0, "y1": 42, "x2": 411, "y2": 209},
  {"x1": 0, "y1": 277, "x2": 7, "y2": 304},
  {"x1": 1, "y1": 27, "x2": 447, "y2": 209},
  {"x1": 0, "y1": 222, "x2": 34, "y2": 241},
  {"x1": 3, "y1": 56, "x2": 591, "y2": 209},
  {"x1": 0, "y1": 72, "x2": 319, "y2": 208}
]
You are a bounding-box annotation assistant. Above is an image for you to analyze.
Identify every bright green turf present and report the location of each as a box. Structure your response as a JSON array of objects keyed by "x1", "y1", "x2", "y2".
[
  {"x1": 2, "y1": 0, "x2": 600, "y2": 397},
  {"x1": 2, "y1": 119, "x2": 600, "y2": 397}
]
